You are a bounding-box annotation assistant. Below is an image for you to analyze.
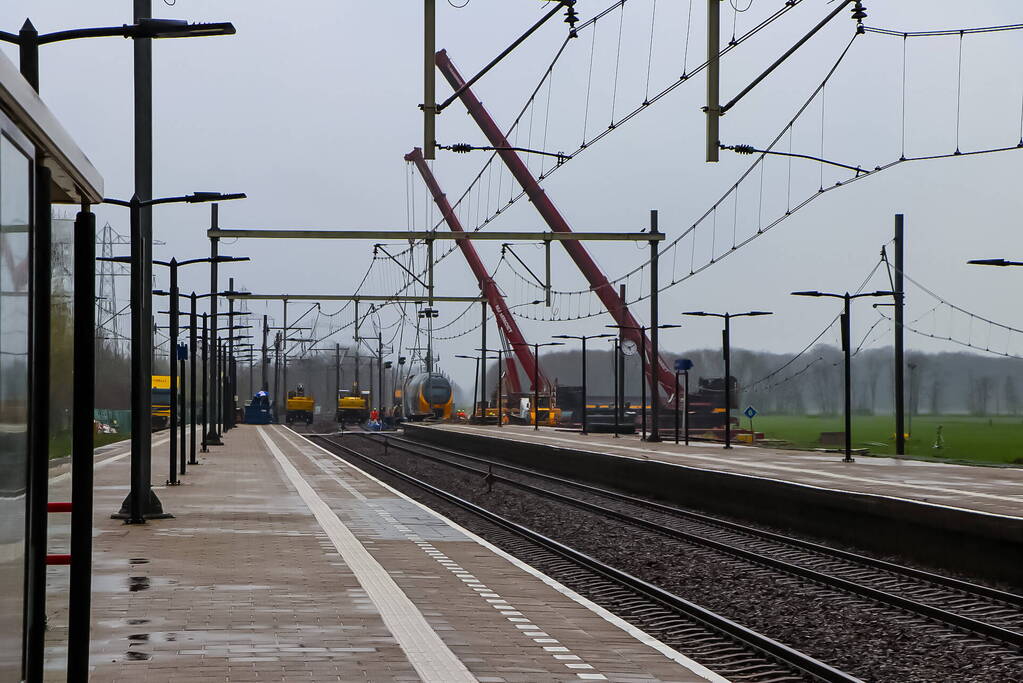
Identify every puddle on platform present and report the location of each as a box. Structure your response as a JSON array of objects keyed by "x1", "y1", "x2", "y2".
[
  {"x1": 128, "y1": 576, "x2": 150, "y2": 592},
  {"x1": 92, "y1": 573, "x2": 178, "y2": 594},
  {"x1": 129, "y1": 558, "x2": 150, "y2": 565}
]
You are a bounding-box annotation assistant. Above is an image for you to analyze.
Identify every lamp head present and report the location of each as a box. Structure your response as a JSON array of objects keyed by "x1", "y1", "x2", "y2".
[
  {"x1": 134, "y1": 19, "x2": 236, "y2": 39},
  {"x1": 968, "y1": 258, "x2": 1013, "y2": 267},
  {"x1": 186, "y1": 191, "x2": 246, "y2": 203}
]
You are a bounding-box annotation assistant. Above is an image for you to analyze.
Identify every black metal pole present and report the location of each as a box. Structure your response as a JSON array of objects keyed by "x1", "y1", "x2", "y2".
[
  {"x1": 227, "y1": 276, "x2": 235, "y2": 430},
  {"x1": 221, "y1": 342, "x2": 227, "y2": 432},
  {"x1": 273, "y1": 333, "x2": 281, "y2": 422},
  {"x1": 189, "y1": 293, "x2": 197, "y2": 464},
  {"x1": 378, "y1": 336, "x2": 385, "y2": 417},
  {"x1": 723, "y1": 315, "x2": 732, "y2": 449},
  {"x1": 674, "y1": 371, "x2": 680, "y2": 444},
  {"x1": 471, "y1": 357, "x2": 479, "y2": 419},
  {"x1": 167, "y1": 259, "x2": 179, "y2": 484},
  {"x1": 684, "y1": 370, "x2": 690, "y2": 445},
  {"x1": 262, "y1": 314, "x2": 269, "y2": 391},
  {"x1": 213, "y1": 336, "x2": 220, "y2": 435},
  {"x1": 18, "y1": 20, "x2": 39, "y2": 91},
  {"x1": 648, "y1": 210, "x2": 661, "y2": 442},
  {"x1": 135, "y1": 0, "x2": 164, "y2": 519},
  {"x1": 618, "y1": 284, "x2": 626, "y2": 425},
  {"x1": 24, "y1": 151, "x2": 50, "y2": 682},
  {"x1": 894, "y1": 214, "x2": 906, "y2": 455},
  {"x1": 842, "y1": 295, "x2": 853, "y2": 462},
  {"x1": 201, "y1": 313, "x2": 208, "y2": 452},
  {"x1": 533, "y1": 343, "x2": 540, "y2": 431},
  {"x1": 206, "y1": 205, "x2": 221, "y2": 444},
  {"x1": 908, "y1": 363, "x2": 917, "y2": 437},
  {"x1": 580, "y1": 337, "x2": 588, "y2": 434},
  {"x1": 281, "y1": 299, "x2": 289, "y2": 420},
  {"x1": 640, "y1": 331, "x2": 647, "y2": 440},
  {"x1": 613, "y1": 339, "x2": 620, "y2": 438},
  {"x1": 179, "y1": 350, "x2": 186, "y2": 474},
  {"x1": 497, "y1": 349, "x2": 503, "y2": 427},
  {"x1": 67, "y1": 204, "x2": 95, "y2": 680},
  {"x1": 335, "y1": 342, "x2": 341, "y2": 422},
  {"x1": 125, "y1": 197, "x2": 145, "y2": 522},
  {"x1": 480, "y1": 301, "x2": 487, "y2": 418}
]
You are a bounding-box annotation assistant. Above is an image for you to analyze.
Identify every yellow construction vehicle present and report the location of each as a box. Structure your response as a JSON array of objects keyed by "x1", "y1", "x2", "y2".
[
  {"x1": 285, "y1": 384, "x2": 315, "y2": 425},
  {"x1": 151, "y1": 375, "x2": 171, "y2": 430}
]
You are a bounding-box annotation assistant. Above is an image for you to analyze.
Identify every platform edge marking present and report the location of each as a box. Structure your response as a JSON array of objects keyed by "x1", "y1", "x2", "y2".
[
  {"x1": 441, "y1": 425, "x2": 1023, "y2": 520},
  {"x1": 286, "y1": 426, "x2": 729, "y2": 683},
  {"x1": 256, "y1": 426, "x2": 477, "y2": 683},
  {"x1": 273, "y1": 428, "x2": 612, "y2": 680}
]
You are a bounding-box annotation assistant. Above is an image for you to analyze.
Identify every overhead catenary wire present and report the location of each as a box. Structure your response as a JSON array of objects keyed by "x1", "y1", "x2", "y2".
[{"x1": 501, "y1": 20, "x2": 1023, "y2": 322}]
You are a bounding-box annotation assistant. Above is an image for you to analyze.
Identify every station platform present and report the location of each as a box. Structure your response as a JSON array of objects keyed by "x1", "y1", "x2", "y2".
[
  {"x1": 57, "y1": 424, "x2": 721, "y2": 682},
  {"x1": 414, "y1": 423, "x2": 1023, "y2": 519}
]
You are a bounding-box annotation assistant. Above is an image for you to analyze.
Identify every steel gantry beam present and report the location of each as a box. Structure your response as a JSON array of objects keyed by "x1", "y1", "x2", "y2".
[
  {"x1": 226, "y1": 294, "x2": 485, "y2": 303},
  {"x1": 207, "y1": 229, "x2": 661, "y2": 242}
]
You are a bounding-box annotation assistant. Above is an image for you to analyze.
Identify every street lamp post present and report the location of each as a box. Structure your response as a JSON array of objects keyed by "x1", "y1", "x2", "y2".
[
  {"x1": 0, "y1": 17, "x2": 236, "y2": 91},
  {"x1": 792, "y1": 291, "x2": 894, "y2": 462},
  {"x1": 201, "y1": 313, "x2": 209, "y2": 451},
  {"x1": 552, "y1": 333, "x2": 613, "y2": 434},
  {"x1": 607, "y1": 323, "x2": 680, "y2": 440},
  {"x1": 512, "y1": 341, "x2": 563, "y2": 430},
  {"x1": 908, "y1": 361, "x2": 918, "y2": 439},
  {"x1": 612, "y1": 339, "x2": 620, "y2": 437},
  {"x1": 105, "y1": 191, "x2": 243, "y2": 523},
  {"x1": 682, "y1": 311, "x2": 773, "y2": 448},
  {"x1": 674, "y1": 370, "x2": 680, "y2": 444},
  {"x1": 3, "y1": 21, "x2": 240, "y2": 520},
  {"x1": 455, "y1": 355, "x2": 481, "y2": 419},
  {"x1": 0, "y1": 14, "x2": 237, "y2": 678},
  {"x1": 124, "y1": 255, "x2": 247, "y2": 481},
  {"x1": 476, "y1": 346, "x2": 506, "y2": 427}
]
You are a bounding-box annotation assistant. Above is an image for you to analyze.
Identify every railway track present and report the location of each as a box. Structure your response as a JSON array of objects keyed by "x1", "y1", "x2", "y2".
[
  {"x1": 306, "y1": 430, "x2": 859, "y2": 683},
  {"x1": 372, "y1": 433, "x2": 1023, "y2": 649}
]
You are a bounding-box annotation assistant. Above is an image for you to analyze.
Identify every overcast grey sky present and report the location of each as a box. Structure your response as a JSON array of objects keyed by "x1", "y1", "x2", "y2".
[{"x1": 4, "y1": 1, "x2": 1023, "y2": 392}]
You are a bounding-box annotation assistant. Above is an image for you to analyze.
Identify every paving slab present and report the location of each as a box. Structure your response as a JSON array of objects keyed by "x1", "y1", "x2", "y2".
[{"x1": 45, "y1": 424, "x2": 721, "y2": 683}]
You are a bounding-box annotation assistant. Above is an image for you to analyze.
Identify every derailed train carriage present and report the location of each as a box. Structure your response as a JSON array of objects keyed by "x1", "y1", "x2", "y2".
[{"x1": 401, "y1": 372, "x2": 453, "y2": 421}]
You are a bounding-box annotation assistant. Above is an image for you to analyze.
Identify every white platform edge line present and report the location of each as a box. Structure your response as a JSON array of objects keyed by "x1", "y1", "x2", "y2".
[
  {"x1": 428, "y1": 425, "x2": 1023, "y2": 521},
  {"x1": 272, "y1": 428, "x2": 613, "y2": 679},
  {"x1": 286, "y1": 426, "x2": 729, "y2": 683},
  {"x1": 258, "y1": 426, "x2": 477, "y2": 683}
]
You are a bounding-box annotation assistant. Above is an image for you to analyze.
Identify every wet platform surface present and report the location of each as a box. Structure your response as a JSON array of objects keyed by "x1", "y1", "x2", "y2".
[
  {"x1": 51, "y1": 425, "x2": 719, "y2": 682},
  {"x1": 418, "y1": 424, "x2": 1023, "y2": 519}
]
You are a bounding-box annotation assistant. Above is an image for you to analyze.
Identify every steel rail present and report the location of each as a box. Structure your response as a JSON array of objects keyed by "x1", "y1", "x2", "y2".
[
  {"x1": 383, "y1": 434, "x2": 1023, "y2": 607},
  {"x1": 364, "y1": 434, "x2": 1023, "y2": 649},
  {"x1": 308, "y1": 432, "x2": 860, "y2": 683}
]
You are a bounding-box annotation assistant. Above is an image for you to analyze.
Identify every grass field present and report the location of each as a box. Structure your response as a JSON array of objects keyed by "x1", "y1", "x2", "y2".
[
  {"x1": 48, "y1": 432, "x2": 130, "y2": 460},
  {"x1": 751, "y1": 414, "x2": 1023, "y2": 465}
]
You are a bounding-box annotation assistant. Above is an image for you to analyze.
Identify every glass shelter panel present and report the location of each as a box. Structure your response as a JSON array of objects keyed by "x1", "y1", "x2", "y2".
[{"x1": 0, "y1": 130, "x2": 32, "y2": 680}]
